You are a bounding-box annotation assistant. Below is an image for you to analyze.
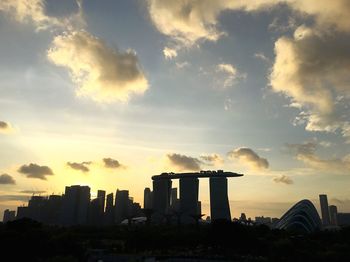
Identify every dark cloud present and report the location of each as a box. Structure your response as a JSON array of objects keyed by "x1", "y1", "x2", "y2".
[
  {"x1": 0, "y1": 121, "x2": 9, "y2": 129},
  {"x1": 0, "y1": 174, "x2": 16, "y2": 185},
  {"x1": 0, "y1": 120, "x2": 13, "y2": 134},
  {"x1": 67, "y1": 162, "x2": 90, "y2": 172},
  {"x1": 273, "y1": 175, "x2": 294, "y2": 185},
  {"x1": 227, "y1": 147, "x2": 269, "y2": 170},
  {"x1": 19, "y1": 190, "x2": 46, "y2": 194},
  {"x1": 167, "y1": 153, "x2": 202, "y2": 171},
  {"x1": 18, "y1": 163, "x2": 54, "y2": 180},
  {"x1": 103, "y1": 158, "x2": 122, "y2": 169}
]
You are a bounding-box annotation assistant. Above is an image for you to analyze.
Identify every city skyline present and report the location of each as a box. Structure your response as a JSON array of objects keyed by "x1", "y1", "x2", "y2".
[{"x1": 1, "y1": 0, "x2": 350, "y2": 219}]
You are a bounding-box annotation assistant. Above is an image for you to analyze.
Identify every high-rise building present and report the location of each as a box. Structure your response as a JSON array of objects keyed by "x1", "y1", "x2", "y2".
[
  {"x1": 152, "y1": 178, "x2": 172, "y2": 223},
  {"x1": 104, "y1": 193, "x2": 114, "y2": 225},
  {"x1": 28, "y1": 196, "x2": 48, "y2": 223},
  {"x1": 329, "y1": 205, "x2": 338, "y2": 226},
  {"x1": 115, "y1": 190, "x2": 129, "y2": 224},
  {"x1": 179, "y1": 177, "x2": 199, "y2": 224},
  {"x1": 88, "y1": 198, "x2": 101, "y2": 226},
  {"x1": 210, "y1": 177, "x2": 231, "y2": 221},
  {"x1": 3, "y1": 209, "x2": 16, "y2": 223},
  {"x1": 46, "y1": 195, "x2": 62, "y2": 225},
  {"x1": 143, "y1": 187, "x2": 153, "y2": 209},
  {"x1": 97, "y1": 190, "x2": 106, "y2": 214},
  {"x1": 61, "y1": 185, "x2": 90, "y2": 225},
  {"x1": 319, "y1": 194, "x2": 330, "y2": 226}
]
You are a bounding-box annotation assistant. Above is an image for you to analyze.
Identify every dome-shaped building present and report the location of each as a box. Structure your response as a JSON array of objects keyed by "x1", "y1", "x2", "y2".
[{"x1": 275, "y1": 199, "x2": 322, "y2": 233}]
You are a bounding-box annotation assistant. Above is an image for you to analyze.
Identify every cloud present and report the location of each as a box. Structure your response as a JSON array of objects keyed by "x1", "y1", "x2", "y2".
[
  {"x1": 103, "y1": 158, "x2": 122, "y2": 169},
  {"x1": 47, "y1": 30, "x2": 148, "y2": 103},
  {"x1": 273, "y1": 175, "x2": 293, "y2": 185},
  {"x1": 67, "y1": 161, "x2": 90, "y2": 172},
  {"x1": 200, "y1": 153, "x2": 224, "y2": 166},
  {"x1": 270, "y1": 25, "x2": 350, "y2": 141},
  {"x1": 0, "y1": 121, "x2": 14, "y2": 134},
  {"x1": 18, "y1": 163, "x2": 54, "y2": 180},
  {"x1": 163, "y1": 47, "x2": 177, "y2": 59},
  {"x1": 254, "y1": 52, "x2": 270, "y2": 62},
  {"x1": 175, "y1": 61, "x2": 190, "y2": 69},
  {"x1": 285, "y1": 142, "x2": 350, "y2": 173},
  {"x1": 0, "y1": 174, "x2": 16, "y2": 185},
  {"x1": 0, "y1": 0, "x2": 84, "y2": 31},
  {"x1": 216, "y1": 63, "x2": 243, "y2": 88},
  {"x1": 167, "y1": 153, "x2": 202, "y2": 171},
  {"x1": 19, "y1": 190, "x2": 46, "y2": 194},
  {"x1": 227, "y1": 147, "x2": 269, "y2": 170}
]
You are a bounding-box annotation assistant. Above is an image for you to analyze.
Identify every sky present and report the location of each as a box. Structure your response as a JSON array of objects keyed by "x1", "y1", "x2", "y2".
[{"x1": 1, "y1": 0, "x2": 350, "y2": 220}]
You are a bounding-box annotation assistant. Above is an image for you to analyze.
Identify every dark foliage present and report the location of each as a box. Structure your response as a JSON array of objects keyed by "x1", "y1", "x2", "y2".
[{"x1": 1, "y1": 219, "x2": 350, "y2": 261}]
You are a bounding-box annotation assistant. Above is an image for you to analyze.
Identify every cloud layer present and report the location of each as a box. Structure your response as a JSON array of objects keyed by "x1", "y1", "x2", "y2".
[
  {"x1": 228, "y1": 147, "x2": 269, "y2": 170},
  {"x1": 167, "y1": 153, "x2": 202, "y2": 171},
  {"x1": 47, "y1": 30, "x2": 148, "y2": 103},
  {"x1": 18, "y1": 163, "x2": 54, "y2": 180},
  {"x1": 0, "y1": 174, "x2": 16, "y2": 185}
]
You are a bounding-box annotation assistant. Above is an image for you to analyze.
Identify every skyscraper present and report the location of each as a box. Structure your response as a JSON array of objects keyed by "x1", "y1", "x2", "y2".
[
  {"x1": 61, "y1": 185, "x2": 91, "y2": 225},
  {"x1": 143, "y1": 187, "x2": 153, "y2": 209},
  {"x1": 329, "y1": 205, "x2": 338, "y2": 226},
  {"x1": 152, "y1": 178, "x2": 172, "y2": 223},
  {"x1": 319, "y1": 194, "x2": 330, "y2": 226},
  {"x1": 179, "y1": 177, "x2": 199, "y2": 224},
  {"x1": 104, "y1": 193, "x2": 114, "y2": 225},
  {"x1": 97, "y1": 190, "x2": 106, "y2": 214},
  {"x1": 210, "y1": 177, "x2": 231, "y2": 221},
  {"x1": 115, "y1": 190, "x2": 129, "y2": 224}
]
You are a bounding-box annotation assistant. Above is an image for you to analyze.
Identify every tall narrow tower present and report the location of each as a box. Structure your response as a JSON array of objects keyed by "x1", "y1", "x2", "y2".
[
  {"x1": 152, "y1": 178, "x2": 172, "y2": 223},
  {"x1": 210, "y1": 177, "x2": 231, "y2": 221},
  {"x1": 319, "y1": 194, "x2": 330, "y2": 226},
  {"x1": 179, "y1": 177, "x2": 199, "y2": 224}
]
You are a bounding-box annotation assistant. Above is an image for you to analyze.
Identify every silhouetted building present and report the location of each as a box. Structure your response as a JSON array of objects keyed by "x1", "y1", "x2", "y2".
[
  {"x1": 240, "y1": 213, "x2": 247, "y2": 221},
  {"x1": 152, "y1": 178, "x2": 172, "y2": 223},
  {"x1": 337, "y1": 213, "x2": 350, "y2": 226},
  {"x1": 180, "y1": 177, "x2": 199, "y2": 224},
  {"x1": 61, "y1": 185, "x2": 90, "y2": 225},
  {"x1": 143, "y1": 187, "x2": 153, "y2": 209},
  {"x1": 28, "y1": 196, "x2": 48, "y2": 222},
  {"x1": 329, "y1": 205, "x2": 338, "y2": 226},
  {"x1": 255, "y1": 216, "x2": 272, "y2": 225},
  {"x1": 319, "y1": 194, "x2": 330, "y2": 226},
  {"x1": 3, "y1": 209, "x2": 16, "y2": 222},
  {"x1": 210, "y1": 176, "x2": 231, "y2": 221},
  {"x1": 88, "y1": 198, "x2": 101, "y2": 226},
  {"x1": 16, "y1": 206, "x2": 29, "y2": 219},
  {"x1": 275, "y1": 199, "x2": 322, "y2": 233},
  {"x1": 46, "y1": 195, "x2": 62, "y2": 225},
  {"x1": 115, "y1": 190, "x2": 129, "y2": 224},
  {"x1": 104, "y1": 193, "x2": 114, "y2": 225},
  {"x1": 97, "y1": 190, "x2": 106, "y2": 214},
  {"x1": 131, "y1": 202, "x2": 143, "y2": 218}
]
